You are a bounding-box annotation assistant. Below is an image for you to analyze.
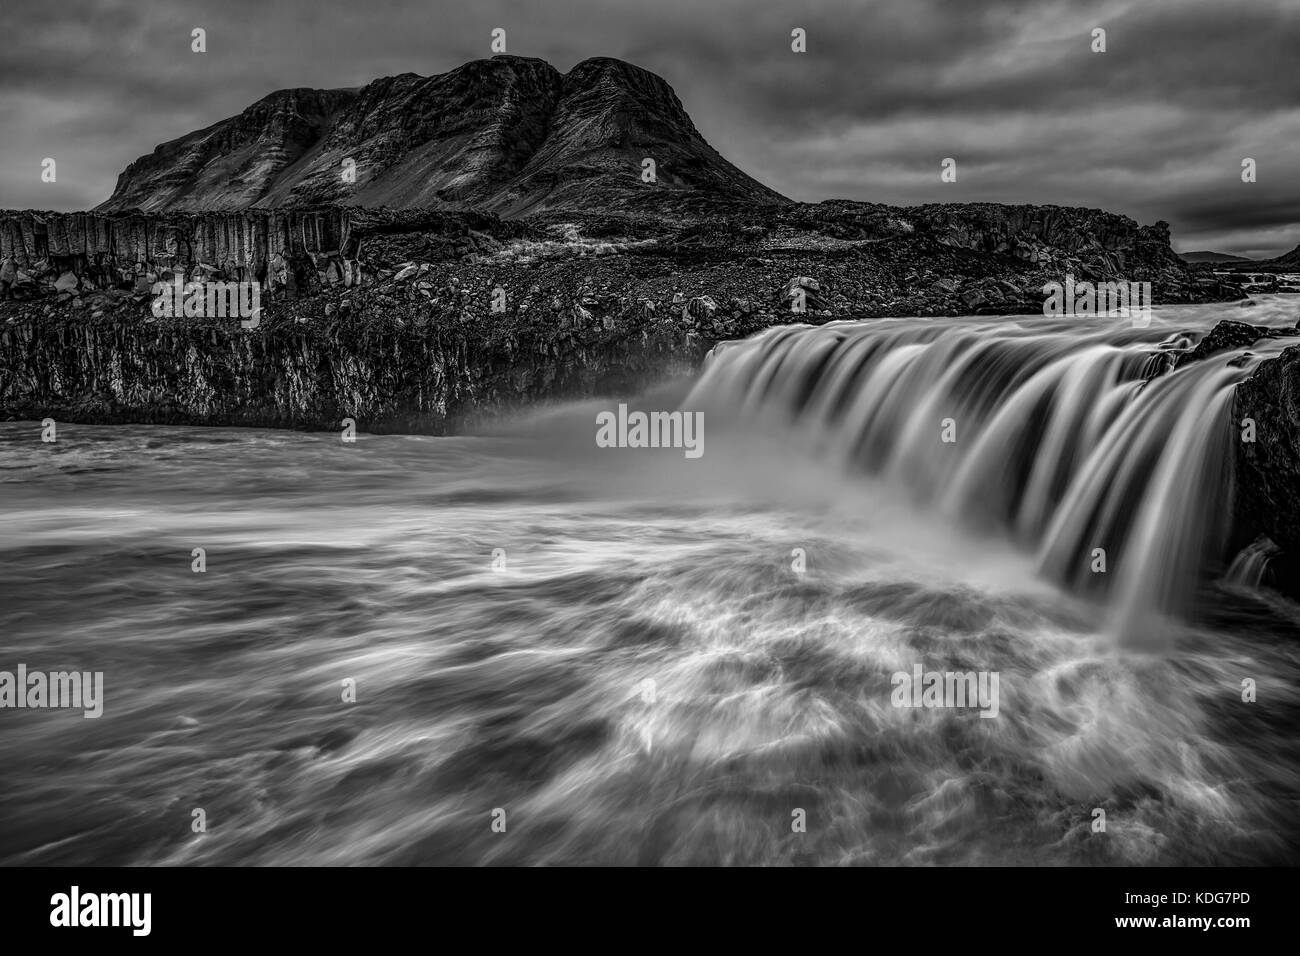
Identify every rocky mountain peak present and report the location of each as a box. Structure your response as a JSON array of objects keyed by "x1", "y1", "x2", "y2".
[{"x1": 96, "y1": 56, "x2": 787, "y2": 217}]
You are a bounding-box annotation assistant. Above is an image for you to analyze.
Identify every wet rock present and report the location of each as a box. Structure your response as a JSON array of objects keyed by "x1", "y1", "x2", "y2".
[
  {"x1": 1173, "y1": 320, "x2": 1299, "y2": 369},
  {"x1": 1233, "y1": 344, "x2": 1300, "y2": 597}
]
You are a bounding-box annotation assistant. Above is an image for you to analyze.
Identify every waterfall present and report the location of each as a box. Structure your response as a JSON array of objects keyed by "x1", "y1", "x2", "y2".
[
  {"x1": 1226, "y1": 536, "x2": 1281, "y2": 589},
  {"x1": 685, "y1": 313, "x2": 1281, "y2": 643}
]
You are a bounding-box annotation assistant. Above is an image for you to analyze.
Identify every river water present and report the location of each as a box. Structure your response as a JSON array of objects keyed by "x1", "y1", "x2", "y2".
[{"x1": 1, "y1": 297, "x2": 1298, "y2": 865}]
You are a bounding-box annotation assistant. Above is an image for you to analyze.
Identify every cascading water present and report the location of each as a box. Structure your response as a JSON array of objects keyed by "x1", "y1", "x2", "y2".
[
  {"x1": 2, "y1": 297, "x2": 1297, "y2": 866},
  {"x1": 1225, "y1": 535, "x2": 1281, "y2": 588},
  {"x1": 686, "y1": 306, "x2": 1293, "y2": 643}
]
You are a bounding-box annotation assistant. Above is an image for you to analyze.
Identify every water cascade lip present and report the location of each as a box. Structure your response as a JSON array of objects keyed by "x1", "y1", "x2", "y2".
[{"x1": 685, "y1": 304, "x2": 1299, "y2": 644}]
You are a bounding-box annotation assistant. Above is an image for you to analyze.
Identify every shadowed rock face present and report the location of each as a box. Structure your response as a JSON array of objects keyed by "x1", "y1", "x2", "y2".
[
  {"x1": 96, "y1": 56, "x2": 787, "y2": 217},
  {"x1": 1235, "y1": 343, "x2": 1300, "y2": 596},
  {"x1": 0, "y1": 208, "x2": 359, "y2": 293},
  {"x1": 489, "y1": 57, "x2": 784, "y2": 216}
]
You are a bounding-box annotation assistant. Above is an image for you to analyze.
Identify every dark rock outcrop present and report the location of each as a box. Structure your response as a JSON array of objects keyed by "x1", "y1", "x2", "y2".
[
  {"x1": 0, "y1": 207, "x2": 543, "y2": 302},
  {"x1": 0, "y1": 208, "x2": 352, "y2": 288},
  {"x1": 0, "y1": 305, "x2": 703, "y2": 435},
  {"x1": 908, "y1": 203, "x2": 1168, "y2": 270},
  {"x1": 1234, "y1": 344, "x2": 1300, "y2": 597},
  {"x1": 1173, "y1": 320, "x2": 1298, "y2": 370}
]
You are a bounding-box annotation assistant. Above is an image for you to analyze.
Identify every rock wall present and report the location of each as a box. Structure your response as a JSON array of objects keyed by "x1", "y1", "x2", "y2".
[
  {"x1": 0, "y1": 208, "x2": 357, "y2": 294},
  {"x1": 0, "y1": 307, "x2": 703, "y2": 435},
  {"x1": 1234, "y1": 343, "x2": 1300, "y2": 596}
]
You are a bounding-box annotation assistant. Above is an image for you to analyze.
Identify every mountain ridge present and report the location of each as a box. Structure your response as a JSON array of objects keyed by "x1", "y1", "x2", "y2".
[
  {"x1": 1268, "y1": 242, "x2": 1300, "y2": 266},
  {"x1": 1179, "y1": 250, "x2": 1254, "y2": 263}
]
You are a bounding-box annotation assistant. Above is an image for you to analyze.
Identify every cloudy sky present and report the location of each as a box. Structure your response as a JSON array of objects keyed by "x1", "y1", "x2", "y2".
[{"x1": 3, "y1": 0, "x2": 1297, "y2": 257}]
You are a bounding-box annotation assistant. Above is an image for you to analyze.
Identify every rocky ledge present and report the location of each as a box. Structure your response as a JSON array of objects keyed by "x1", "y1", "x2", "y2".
[
  {"x1": 0, "y1": 199, "x2": 1241, "y2": 314},
  {"x1": 0, "y1": 202, "x2": 1249, "y2": 434}
]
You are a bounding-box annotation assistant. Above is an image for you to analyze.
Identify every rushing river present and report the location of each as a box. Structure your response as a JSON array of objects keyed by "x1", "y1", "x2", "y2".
[{"x1": 1, "y1": 297, "x2": 1298, "y2": 866}]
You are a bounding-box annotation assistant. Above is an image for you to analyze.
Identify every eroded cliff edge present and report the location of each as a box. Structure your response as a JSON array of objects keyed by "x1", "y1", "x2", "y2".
[{"x1": 0, "y1": 201, "x2": 1253, "y2": 438}]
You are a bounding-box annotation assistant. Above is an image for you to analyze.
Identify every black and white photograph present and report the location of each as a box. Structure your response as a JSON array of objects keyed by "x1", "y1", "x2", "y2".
[{"x1": 0, "y1": 0, "x2": 1296, "y2": 932}]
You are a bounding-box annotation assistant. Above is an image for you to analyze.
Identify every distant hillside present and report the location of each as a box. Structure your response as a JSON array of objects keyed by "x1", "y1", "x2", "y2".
[
  {"x1": 1269, "y1": 243, "x2": 1300, "y2": 266},
  {"x1": 1179, "y1": 250, "x2": 1254, "y2": 263}
]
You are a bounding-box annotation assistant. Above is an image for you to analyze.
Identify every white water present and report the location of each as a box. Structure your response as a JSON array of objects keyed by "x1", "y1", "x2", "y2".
[
  {"x1": 1226, "y1": 537, "x2": 1281, "y2": 588},
  {"x1": 687, "y1": 297, "x2": 1298, "y2": 645}
]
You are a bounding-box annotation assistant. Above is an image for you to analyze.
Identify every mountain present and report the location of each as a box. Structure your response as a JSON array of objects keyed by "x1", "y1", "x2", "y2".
[
  {"x1": 96, "y1": 56, "x2": 788, "y2": 217},
  {"x1": 1268, "y1": 243, "x2": 1300, "y2": 266},
  {"x1": 1179, "y1": 250, "x2": 1254, "y2": 263}
]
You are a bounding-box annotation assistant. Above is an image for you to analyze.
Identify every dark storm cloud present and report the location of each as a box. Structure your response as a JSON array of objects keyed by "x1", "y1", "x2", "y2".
[{"x1": 3, "y1": 0, "x2": 1296, "y2": 256}]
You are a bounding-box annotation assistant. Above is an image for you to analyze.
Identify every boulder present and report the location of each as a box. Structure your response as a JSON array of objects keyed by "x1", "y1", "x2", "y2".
[
  {"x1": 1174, "y1": 320, "x2": 1298, "y2": 370},
  {"x1": 686, "y1": 295, "x2": 718, "y2": 320}
]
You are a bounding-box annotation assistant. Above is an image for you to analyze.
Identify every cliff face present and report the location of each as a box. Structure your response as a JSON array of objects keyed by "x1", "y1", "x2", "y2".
[
  {"x1": 96, "y1": 56, "x2": 787, "y2": 217},
  {"x1": 1234, "y1": 343, "x2": 1300, "y2": 595},
  {"x1": 0, "y1": 207, "x2": 368, "y2": 312},
  {"x1": 0, "y1": 309, "x2": 702, "y2": 434}
]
